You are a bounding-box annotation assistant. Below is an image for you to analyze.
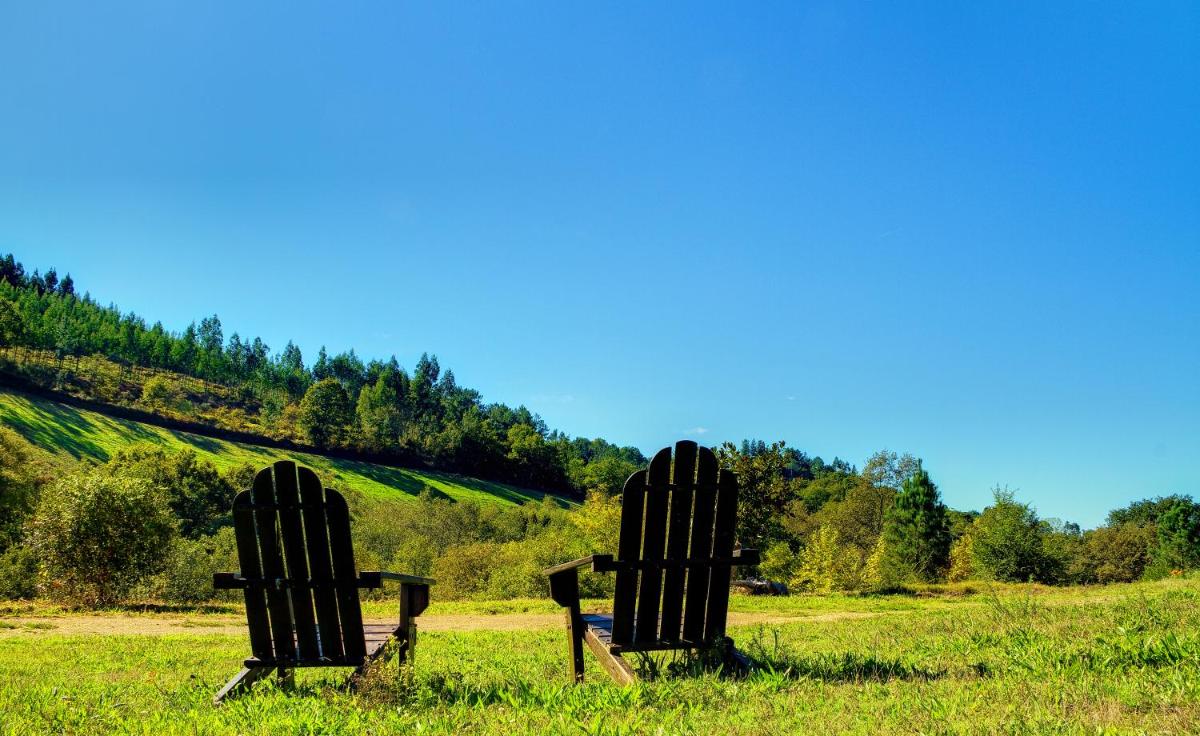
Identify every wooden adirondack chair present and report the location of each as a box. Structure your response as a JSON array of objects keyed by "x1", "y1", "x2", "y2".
[
  {"x1": 212, "y1": 460, "x2": 433, "y2": 704},
  {"x1": 545, "y1": 440, "x2": 759, "y2": 683}
]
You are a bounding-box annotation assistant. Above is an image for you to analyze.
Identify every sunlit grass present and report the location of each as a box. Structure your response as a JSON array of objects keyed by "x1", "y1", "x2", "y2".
[
  {"x1": 0, "y1": 389, "x2": 554, "y2": 508},
  {"x1": 0, "y1": 580, "x2": 1197, "y2": 734}
]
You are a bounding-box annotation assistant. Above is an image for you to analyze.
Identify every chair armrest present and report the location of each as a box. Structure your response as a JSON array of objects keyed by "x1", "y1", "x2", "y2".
[
  {"x1": 733, "y1": 548, "x2": 760, "y2": 566},
  {"x1": 543, "y1": 554, "x2": 617, "y2": 576},
  {"x1": 213, "y1": 572, "x2": 244, "y2": 590},
  {"x1": 377, "y1": 571, "x2": 436, "y2": 585}
]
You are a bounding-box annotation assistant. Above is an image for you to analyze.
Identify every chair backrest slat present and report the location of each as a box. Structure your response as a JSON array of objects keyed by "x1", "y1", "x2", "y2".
[
  {"x1": 232, "y1": 493, "x2": 273, "y2": 661},
  {"x1": 272, "y1": 462, "x2": 320, "y2": 661},
  {"x1": 703, "y1": 468, "x2": 740, "y2": 641},
  {"x1": 298, "y1": 465, "x2": 344, "y2": 660},
  {"x1": 610, "y1": 469, "x2": 647, "y2": 645},
  {"x1": 681, "y1": 448, "x2": 719, "y2": 641},
  {"x1": 325, "y1": 489, "x2": 367, "y2": 661},
  {"x1": 251, "y1": 468, "x2": 296, "y2": 661},
  {"x1": 633, "y1": 447, "x2": 673, "y2": 644},
  {"x1": 658, "y1": 440, "x2": 697, "y2": 642}
]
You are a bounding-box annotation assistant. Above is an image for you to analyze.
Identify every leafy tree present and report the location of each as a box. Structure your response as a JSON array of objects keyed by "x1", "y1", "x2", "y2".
[
  {"x1": 862, "y1": 450, "x2": 922, "y2": 491},
  {"x1": 356, "y1": 375, "x2": 402, "y2": 451},
  {"x1": 1106, "y1": 495, "x2": 1193, "y2": 527},
  {"x1": 1070, "y1": 523, "x2": 1155, "y2": 583},
  {"x1": 30, "y1": 470, "x2": 176, "y2": 605},
  {"x1": 1154, "y1": 497, "x2": 1200, "y2": 572},
  {"x1": 970, "y1": 488, "x2": 1050, "y2": 583},
  {"x1": 576, "y1": 454, "x2": 639, "y2": 496},
  {"x1": 812, "y1": 477, "x2": 895, "y2": 554},
  {"x1": 717, "y1": 440, "x2": 802, "y2": 549},
  {"x1": 299, "y1": 378, "x2": 353, "y2": 446},
  {"x1": 880, "y1": 469, "x2": 951, "y2": 582},
  {"x1": 0, "y1": 298, "x2": 26, "y2": 347}
]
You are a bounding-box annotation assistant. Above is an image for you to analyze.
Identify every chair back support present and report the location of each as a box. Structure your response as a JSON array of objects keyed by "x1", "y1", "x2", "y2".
[
  {"x1": 232, "y1": 460, "x2": 366, "y2": 665},
  {"x1": 610, "y1": 441, "x2": 740, "y2": 647}
]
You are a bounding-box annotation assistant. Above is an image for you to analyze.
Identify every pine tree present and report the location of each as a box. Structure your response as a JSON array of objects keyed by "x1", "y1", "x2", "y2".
[{"x1": 880, "y1": 468, "x2": 951, "y2": 582}]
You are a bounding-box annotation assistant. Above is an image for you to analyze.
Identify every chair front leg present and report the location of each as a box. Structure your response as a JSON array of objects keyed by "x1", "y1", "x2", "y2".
[{"x1": 548, "y1": 567, "x2": 585, "y2": 683}]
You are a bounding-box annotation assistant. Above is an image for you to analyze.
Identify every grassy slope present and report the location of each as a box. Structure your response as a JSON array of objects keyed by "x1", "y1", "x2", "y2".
[
  {"x1": 0, "y1": 389, "x2": 552, "y2": 507},
  {"x1": 0, "y1": 580, "x2": 1197, "y2": 734}
]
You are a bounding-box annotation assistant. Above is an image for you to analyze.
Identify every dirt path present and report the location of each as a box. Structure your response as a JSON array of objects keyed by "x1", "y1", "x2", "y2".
[{"x1": 0, "y1": 610, "x2": 877, "y2": 638}]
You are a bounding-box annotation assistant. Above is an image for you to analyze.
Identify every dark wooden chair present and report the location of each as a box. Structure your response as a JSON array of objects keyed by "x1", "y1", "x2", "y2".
[
  {"x1": 545, "y1": 440, "x2": 759, "y2": 683},
  {"x1": 213, "y1": 460, "x2": 433, "y2": 704}
]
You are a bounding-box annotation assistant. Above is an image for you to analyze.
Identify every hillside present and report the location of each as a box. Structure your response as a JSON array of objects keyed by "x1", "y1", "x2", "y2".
[{"x1": 0, "y1": 389, "x2": 556, "y2": 508}]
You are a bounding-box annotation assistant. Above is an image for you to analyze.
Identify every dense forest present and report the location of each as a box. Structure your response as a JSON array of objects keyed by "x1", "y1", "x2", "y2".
[{"x1": 1, "y1": 252, "x2": 1198, "y2": 606}]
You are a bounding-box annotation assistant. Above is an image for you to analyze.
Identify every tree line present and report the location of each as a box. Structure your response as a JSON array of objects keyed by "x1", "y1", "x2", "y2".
[
  {"x1": 0, "y1": 253, "x2": 645, "y2": 494},
  {"x1": 720, "y1": 441, "x2": 1199, "y2": 592},
  {"x1": 1, "y1": 252, "x2": 1196, "y2": 602}
]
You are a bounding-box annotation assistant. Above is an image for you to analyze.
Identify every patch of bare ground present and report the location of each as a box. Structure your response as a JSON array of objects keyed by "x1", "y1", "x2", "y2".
[{"x1": 0, "y1": 609, "x2": 880, "y2": 637}]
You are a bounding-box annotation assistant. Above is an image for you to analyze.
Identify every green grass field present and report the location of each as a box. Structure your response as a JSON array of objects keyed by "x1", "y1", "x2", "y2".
[
  {"x1": 0, "y1": 580, "x2": 1197, "y2": 735},
  {"x1": 0, "y1": 389, "x2": 552, "y2": 507}
]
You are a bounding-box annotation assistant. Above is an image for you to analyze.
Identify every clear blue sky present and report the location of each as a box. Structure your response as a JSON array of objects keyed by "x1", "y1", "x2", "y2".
[{"x1": 2, "y1": 2, "x2": 1197, "y2": 527}]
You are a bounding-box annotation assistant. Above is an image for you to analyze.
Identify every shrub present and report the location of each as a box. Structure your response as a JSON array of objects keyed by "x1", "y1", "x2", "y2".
[
  {"x1": 140, "y1": 375, "x2": 183, "y2": 411},
  {"x1": 0, "y1": 426, "x2": 57, "y2": 551},
  {"x1": 155, "y1": 528, "x2": 239, "y2": 603},
  {"x1": 947, "y1": 531, "x2": 975, "y2": 582},
  {"x1": 30, "y1": 470, "x2": 176, "y2": 605},
  {"x1": 0, "y1": 544, "x2": 38, "y2": 600},
  {"x1": 863, "y1": 535, "x2": 913, "y2": 590},
  {"x1": 759, "y1": 541, "x2": 800, "y2": 585},
  {"x1": 791, "y1": 525, "x2": 864, "y2": 593}
]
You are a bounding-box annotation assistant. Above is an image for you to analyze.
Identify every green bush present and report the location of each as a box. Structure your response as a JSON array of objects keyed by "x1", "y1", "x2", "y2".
[
  {"x1": 0, "y1": 425, "x2": 57, "y2": 551},
  {"x1": 791, "y1": 525, "x2": 864, "y2": 593},
  {"x1": 30, "y1": 470, "x2": 176, "y2": 605},
  {"x1": 154, "y1": 528, "x2": 239, "y2": 603},
  {"x1": 140, "y1": 375, "x2": 184, "y2": 411},
  {"x1": 0, "y1": 544, "x2": 38, "y2": 600}
]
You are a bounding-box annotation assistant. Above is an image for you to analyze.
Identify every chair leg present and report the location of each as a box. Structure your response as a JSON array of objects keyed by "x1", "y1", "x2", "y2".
[
  {"x1": 565, "y1": 608, "x2": 585, "y2": 683},
  {"x1": 213, "y1": 667, "x2": 271, "y2": 705},
  {"x1": 276, "y1": 666, "x2": 295, "y2": 689}
]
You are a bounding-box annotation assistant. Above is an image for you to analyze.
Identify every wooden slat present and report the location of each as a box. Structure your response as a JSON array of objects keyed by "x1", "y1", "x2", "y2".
[
  {"x1": 704, "y1": 468, "x2": 740, "y2": 641},
  {"x1": 610, "y1": 469, "x2": 646, "y2": 645},
  {"x1": 659, "y1": 440, "x2": 697, "y2": 642},
  {"x1": 231, "y1": 491, "x2": 273, "y2": 661},
  {"x1": 634, "y1": 446, "x2": 673, "y2": 644},
  {"x1": 251, "y1": 465, "x2": 295, "y2": 662},
  {"x1": 273, "y1": 462, "x2": 319, "y2": 661},
  {"x1": 326, "y1": 488, "x2": 367, "y2": 660},
  {"x1": 298, "y1": 466, "x2": 344, "y2": 660},
  {"x1": 682, "y1": 447, "x2": 719, "y2": 642}
]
